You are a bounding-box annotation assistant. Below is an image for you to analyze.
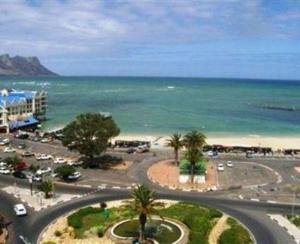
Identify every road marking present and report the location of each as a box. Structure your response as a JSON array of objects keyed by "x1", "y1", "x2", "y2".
[{"x1": 112, "y1": 186, "x2": 121, "y2": 189}]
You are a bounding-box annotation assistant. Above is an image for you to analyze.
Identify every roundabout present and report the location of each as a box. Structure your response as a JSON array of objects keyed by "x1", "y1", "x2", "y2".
[
  {"x1": 39, "y1": 198, "x2": 252, "y2": 244},
  {"x1": 0, "y1": 153, "x2": 299, "y2": 244}
]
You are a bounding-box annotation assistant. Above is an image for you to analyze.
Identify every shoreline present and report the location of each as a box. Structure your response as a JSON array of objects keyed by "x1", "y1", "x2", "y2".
[{"x1": 113, "y1": 134, "x2": 300, "y2": 150}]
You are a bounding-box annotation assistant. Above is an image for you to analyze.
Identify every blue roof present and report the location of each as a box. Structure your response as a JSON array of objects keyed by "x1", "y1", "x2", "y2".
[
  {"x1": 0, "y1": 90, "x2": 35, "y2": 105},
  {"x1": 9, "y1": 115, "x2": 39, "y2": 129}
]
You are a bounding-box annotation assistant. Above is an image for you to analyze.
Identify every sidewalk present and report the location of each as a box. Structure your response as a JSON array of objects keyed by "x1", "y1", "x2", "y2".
[
  {"x1": 2, "y1": 186, "x2": 80, "y2": 211},
  {"x1": 269, "y1": 214, "x2": 300, "y2": 244}
]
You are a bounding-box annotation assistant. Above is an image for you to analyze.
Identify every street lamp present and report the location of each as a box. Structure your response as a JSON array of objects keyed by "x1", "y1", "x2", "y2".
[{"x1": 29, "y1": 177, "x2": 33, "y2": 196}]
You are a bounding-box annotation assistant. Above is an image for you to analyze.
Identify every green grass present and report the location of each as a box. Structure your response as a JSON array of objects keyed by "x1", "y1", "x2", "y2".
[
  {"x1": 218, "y1": 218, "x2": 252, "y2": 244},
  {"x1": 68, "y1": 205, "x2": 135, "y2": 237},
  {"x1": 68, "y1": 201, "x2": 222, "y2": 243},
  {"x1": 287, "y1": 215, "x2": 300, "y2": 228}
]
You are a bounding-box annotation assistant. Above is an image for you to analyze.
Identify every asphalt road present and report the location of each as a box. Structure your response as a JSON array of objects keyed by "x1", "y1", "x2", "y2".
[
  {"x1": 0, "y1": 143, "x2": 299, "y2": 244},
  {"x1": 1, "y1": 185, "x2": 299, "y2": 244}
]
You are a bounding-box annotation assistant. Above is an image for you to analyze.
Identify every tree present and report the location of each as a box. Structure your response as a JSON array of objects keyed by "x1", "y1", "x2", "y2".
[
  {"x1": 38, "y1": 180, "x2": 53, "y2": 199},
  {"x1": 185, "y1": 148, "x2": 203, "y2": 183},
  {"x1": 62, "y1": 113, "x2": 120, "y2": 162},
  {"x1": 124, "y1": 185, "x2": 164, "y2": 241},
  {"x1": 4, "y1": 155, "x2": 20, "y2": 167},
  {"x1": 166, "y1": 133, "x2": 184, "y2": 165},
  {"x1": 55, "y1": 165, "x2": 75, "y2": 180},
  {"x1": 183, "y1": 131, "x2": 206, "y2": 183},
  {"x1": 183, "y1": 130, "x2": 206, "y2": 150}
]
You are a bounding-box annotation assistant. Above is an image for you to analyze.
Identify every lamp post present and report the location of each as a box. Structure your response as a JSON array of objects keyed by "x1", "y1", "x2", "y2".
[{"x1": 29, "y1": 177, "x2": 33, "y2": 196}]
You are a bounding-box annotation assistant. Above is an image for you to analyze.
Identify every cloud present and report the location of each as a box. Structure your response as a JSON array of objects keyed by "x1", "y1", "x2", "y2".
[{"x1": 0, "y1": 0, "x2": 300, "y2": 75}]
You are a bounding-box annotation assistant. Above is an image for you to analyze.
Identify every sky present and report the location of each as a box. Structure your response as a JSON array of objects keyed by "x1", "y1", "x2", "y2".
[{"x1": 0, "y1": 0, "x2": 300, "y2": 79}]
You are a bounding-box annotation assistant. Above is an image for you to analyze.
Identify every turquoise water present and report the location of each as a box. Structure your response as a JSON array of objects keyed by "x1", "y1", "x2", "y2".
[{"x1": 1, "y1": 76, "x2": 300, "y2": 136}]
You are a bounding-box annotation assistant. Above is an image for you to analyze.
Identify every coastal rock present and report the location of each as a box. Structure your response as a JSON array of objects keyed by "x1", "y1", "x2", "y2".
[{"x1": 0, "y1": 54, "x2": 58, "y2": 76}]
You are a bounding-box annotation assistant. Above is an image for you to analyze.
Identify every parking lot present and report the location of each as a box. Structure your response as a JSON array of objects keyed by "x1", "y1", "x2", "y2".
[
  {"x1": 216, "y1": 160, "x2": 279, "y2": 189},
  {"x1": 0, "y1": 134, "x2": 157, "y2": 187}
]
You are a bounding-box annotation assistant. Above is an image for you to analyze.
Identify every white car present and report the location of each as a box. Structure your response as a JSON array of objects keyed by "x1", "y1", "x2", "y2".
[
  {"x1": 14, "y1": 203, "x2": 27, "y2": 216},
  {"x1": 36, "y1": 154, "x2": 52, "y2": 161},
  {"x1": 226, "y1": 161, "x2": 233, "y2": 167},
  {"x1": 41, "y1": 138, "x2": 52, "y2": 143},
  {"x1": 217, "y1": 163, "x2": 224, "y2": 172},
  {"x1": 207, "y1": 151, "x2": 214, "y2": 156},
  {"x1": 0, "y1": 138, "x2": 10, "y2": 145},
  {"x1": 67, "y1": 160, "x2": 83, "y2": 166},
  {"x1": 0, "y1": 162, "x2": 7, "y2": 167},
  {"x1": 0, "y1": 168, "x2": 10, "y2": 175},
  {"x1": 54, "y1": 157, "x2": 67, "y2": 164},
  {"x1": 36, "y1": 167, "x2": 51, "y2": 175},
  {"x1": 3, "y1": 147, "x2": 16, "y2": 153},
  {"x1": 67, "y1": 171, "x2": 81, "y2": 180},
  {"x1": 32, "y1": 174, "x2": 42, "y2": 182}
]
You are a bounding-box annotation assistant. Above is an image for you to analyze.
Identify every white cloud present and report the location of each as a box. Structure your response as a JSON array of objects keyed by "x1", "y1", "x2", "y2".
[{"x1": 0, "y1": 0, "x2": 299, "y2": 58}]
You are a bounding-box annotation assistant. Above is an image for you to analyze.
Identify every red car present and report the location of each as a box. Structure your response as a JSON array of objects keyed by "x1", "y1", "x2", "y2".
[{"x1": 14, "y1": 161, "x2": 28, "y2": 171}]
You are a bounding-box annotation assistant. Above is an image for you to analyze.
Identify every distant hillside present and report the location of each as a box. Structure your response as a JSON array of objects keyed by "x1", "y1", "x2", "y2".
[{"x1": 0, "y1": 54, "x2": 58, "y2": 76}]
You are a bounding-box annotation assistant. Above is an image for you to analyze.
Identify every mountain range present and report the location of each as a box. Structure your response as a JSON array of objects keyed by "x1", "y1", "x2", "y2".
[{"x1": 0, "y1": 54, "x2": 57, "y2": 76}]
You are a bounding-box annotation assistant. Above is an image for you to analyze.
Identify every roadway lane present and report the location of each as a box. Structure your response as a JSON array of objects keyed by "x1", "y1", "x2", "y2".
[{"x1": 21, "y1": 188, "x2": 300, "y2": 244}]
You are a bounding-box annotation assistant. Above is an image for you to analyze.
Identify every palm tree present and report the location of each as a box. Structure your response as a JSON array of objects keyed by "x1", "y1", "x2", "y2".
[
  {"x1": 183, "y1": 130, "x2": 206, "y2": 150},
  {"x1": 166, "y1": 133, "x2": 184, "y2": 165},
  {"x1": 125, "y1": 185, "x2": 164, "y2": 241},
  {"x1": 185, "y1": 148, "x2": 203, "y2": 183},
  {"x1": 183, "y1": 131, "x2": 206, "y2": 183}
]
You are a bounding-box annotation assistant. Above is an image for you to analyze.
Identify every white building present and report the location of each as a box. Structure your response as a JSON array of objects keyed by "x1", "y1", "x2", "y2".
[{"x1": 0, "y1": 89, "x2": 47, "y2": 133}]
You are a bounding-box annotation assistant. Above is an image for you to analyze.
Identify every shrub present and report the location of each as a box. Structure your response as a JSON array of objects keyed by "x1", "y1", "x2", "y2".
[
  {"x1": 54, "y1": 230, "x2": 62, "y2": 237},
  {"x1": 97, "y1": 226, "x2": 104, "y2": 237}
]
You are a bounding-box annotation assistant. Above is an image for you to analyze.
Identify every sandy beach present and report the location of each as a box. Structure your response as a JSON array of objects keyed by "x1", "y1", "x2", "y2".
[{"x1": 113, "y1": 134, "x2": 300, "y2": 150}]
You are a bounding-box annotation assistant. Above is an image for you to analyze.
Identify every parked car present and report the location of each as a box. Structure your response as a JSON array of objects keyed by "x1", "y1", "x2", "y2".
[
  {"x1": 31, "y1": 137, "x2": 41, "y2": 142},
  {"x1": 17, "y1": 143, "x2": 26, "y2": 149},
  {"x1": 15, "y1": 134, "x2": 29, "y2": 139},
  {"x1": 32, "y1": 174, "x2": 42, "y2": 182},
  {"x1": 36, "y1": 167, "x2": 51, "y2": 176},
  {"x1": 22, "y1": 151, "x2": 34, "y2": 157},
  {"x1": 51, "y1": 172, "x2": 59, "y2": 178},
  {"x1": 0, "y1": 162, "x2": 7, "y2": 167},
  {"x1": 36, "y1": 154, "x2": 52, "y2": 161},
  {"x1": 41, "y1": 138, "x2": 52, "y2": 143},
  {"x1": 136, "y1": 146, "x2": 149, "y2": 153},
  {"x1": 0, "y1": 138, "x2": 10, "y2": 145},
  {"x1": 0, "y1": 167, "x2": 10, "y2": 175},
  {"x1": 67, "y1": 160, "x2": 83, "y2": 166},
  {"x1": 217, "y1": 163, "x2": 224, "y2": 172},
  {"x1": 14, "y1": 161, "x2": 28, "y2": 171},
  {"x1": 67, "y1": 171, "x2": 81, "y2": 180},
  {"x1": 54, "y1": 157, "x2": 67, "y2": 164},
  {"x1": 13, "y1": 171, "x2": 27, "y2": 179},
  {"x1": 226, "y1": 161, "x2": 233, "y2": 167},
  {"x1": 14, "y1": 204, "x2": 27, "y2": 216},
  {"x1": 3, "y1": 147, "x2": 16, "y2": 153},
  {"x1": 207, "y1": 151, "x2": 214, "y2": 156},
  {"x1": 126, "y1": 148, "x2": 136, "y2": 154}
]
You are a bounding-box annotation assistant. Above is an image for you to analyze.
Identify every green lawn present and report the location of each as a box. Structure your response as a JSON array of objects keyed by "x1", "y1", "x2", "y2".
[
  {"x1": 287, "y1": 215, "x2": 300, "y2": 228},
  {"x1": 218, "y1": 218, "x2": 253, "y2": 244},
  {"x1": 67, "y1": 201, "x2": 223, "y2": 243}
]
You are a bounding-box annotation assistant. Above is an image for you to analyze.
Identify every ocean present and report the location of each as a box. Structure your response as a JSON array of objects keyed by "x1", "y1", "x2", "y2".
[{"x1": 1, "y1": 76, "x2": 300, "y2": 136}]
